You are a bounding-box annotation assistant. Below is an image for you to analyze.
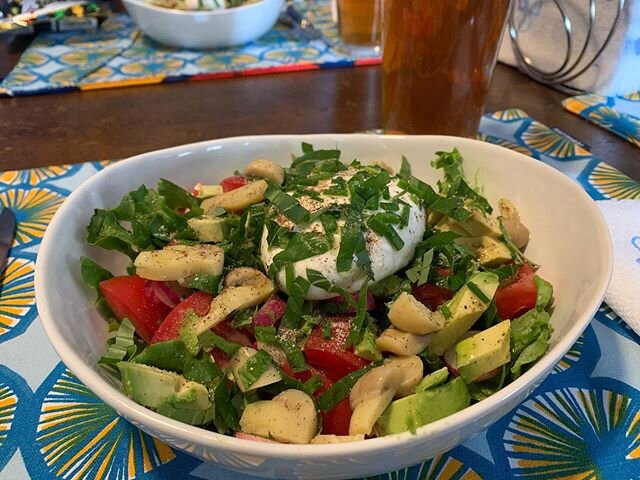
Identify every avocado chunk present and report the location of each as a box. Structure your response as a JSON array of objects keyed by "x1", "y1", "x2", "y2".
[
  {"x1": 375, "y1": 377, "x2": 470, "y2": 435},
  {"x1": 415, "y1": 367, "x2": 449, "y2": 392},
  {"x1": 456, "y1": 320, "x2": 511, "y2": 382},
  {"x1": 454, "y1": 236, "x2": 512, "y2": 267},
  {"x1": 428, "y1": 272, "x2": 500, "y2": 357},
  {"x1": 156, "y1": 395, "x2": 215, "y2": 426},
  {"x1": 434, "y1": 216, "x2": 469, "y2": 236},
  {"x1": 117, "y1": 362, "x2": 212, "y2": 424},
  {"x1": 195, "y1": 184, "x2": 223, "y2": 199},
  {"x1": 455, "y1": 208, "x2": 501, "y2": 238},
  {"x1": 187, "y1": 216, "x2": 229, "y2": 243}
]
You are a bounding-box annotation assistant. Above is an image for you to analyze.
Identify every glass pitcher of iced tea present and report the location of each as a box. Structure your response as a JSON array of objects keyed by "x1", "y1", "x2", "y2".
[{"x1": 382, "y1": 0, "x2": 512, "y2": 136}]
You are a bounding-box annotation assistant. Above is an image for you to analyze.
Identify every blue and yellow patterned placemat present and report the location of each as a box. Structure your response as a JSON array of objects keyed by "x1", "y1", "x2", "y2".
[
  {"x1": 563, "y1": 92, "x2": 640, "y2": 149},
  {"x1": 0, "y1": 0, "x2": 380, "y2": 97},
  {"x1": 1, "y1": 110, "x2": 639, "y2": 479}
]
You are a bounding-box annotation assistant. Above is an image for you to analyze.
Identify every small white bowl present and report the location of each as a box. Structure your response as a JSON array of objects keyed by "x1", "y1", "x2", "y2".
[
  {"x1": 122, "y1": 0, "x2": 284, "y2": 49},
  {"x1": 36, "y1": 134, "x2": 612, "y2": 479}
]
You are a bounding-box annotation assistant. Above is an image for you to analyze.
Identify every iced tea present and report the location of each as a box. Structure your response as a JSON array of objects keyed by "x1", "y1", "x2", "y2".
[
  {"x1": 382, "y1": 0, "x2": 511, "y2": 136},
  {"x1": 337, "y1": 0, "x2": 381, "y2": 47}
]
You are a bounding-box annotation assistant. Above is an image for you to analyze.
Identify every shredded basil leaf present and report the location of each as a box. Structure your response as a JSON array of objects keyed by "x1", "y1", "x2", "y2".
[
  {"x1": 264, "y1": 183, "x2": 311, "y2": 224},
  {"x1": 278, "y1": 337, "x2": 308, "y2": 373},
  {"x1": 499, "y1": 217, "x2": 526, "y2": 264},
  {"x1": 406, "y1": 249, "x2": 434, "y2": 286},
  {"x1": 186, "y1": 273, "x2": 222, "y2": 294},
  {"x1": 237, "y1": 350, "x2": 273, "y2": 389},
  {"x1": 399, "y1": 156, "x2": 411, "y2": 179},
  {"x1": 306, "y1": 268, "x2": 357, "y2": 310},
  {"x1": 80, "y1": 256, "x2": 116, "y2": 320},
  {"x1": 347, "y1": 280, "x2": 370, "y2": 347},
  {"x1": 432, "y1": 149, "x2": 493, "y2": 214},
  {"x1": 280, "y1": 275, "x2": 311, "y2": 329},
  {"x1": 272, "y1": 233, "x2": 332, "y2": 272},
  {"x1": 483, "y1": 263, "x2": 518, "y2": 282},
  {"x1": 157, "y1": 178, "x2": 203, "y2": 217},
  {"x1": 99, "y1": 318, "x2": 139, "y2": 366},
  {"x1": 131, "y1": 339, "x2": 188, "y2": 372},
  {"x1": 80, "y1": 256, "x2": 113, "y2": 288},
  {"x1": 198, "y1": 331, "x2": 242, "y2": 357},
  {"x1": 534, "y1": 276, "x2": 554, "y2": 309},
  {"x1": 316, "y1": 361, "x2": 382, "y2": 411},
  {"x1": 213, "y1": 376, "x2": 239, "y2": 432},
  {"x1": 368, "y1": 214, "x2": 404, "y2": 250},
  {"x1": 467, "y1": 281, "x2": 491, "y2": 304},
  {"x1": 231, "y1": 307, "x2": 257, "y2": 328},
  {"x1": 483, "y1": 301, "x2": 500, "y2": 329}
]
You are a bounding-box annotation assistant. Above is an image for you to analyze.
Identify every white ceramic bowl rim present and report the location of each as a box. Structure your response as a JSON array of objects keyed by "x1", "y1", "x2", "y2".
[
  {"x1": 123, "y1": 0, "x2": 271, "y2": 16},
  {"x1": 36, "y1": 134, "x2": 613, "y2": 460}
]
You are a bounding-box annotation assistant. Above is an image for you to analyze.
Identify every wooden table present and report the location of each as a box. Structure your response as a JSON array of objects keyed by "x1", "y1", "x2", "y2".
[{"x1": 1, "y1": 32, "x2": 638, "y2": 177}]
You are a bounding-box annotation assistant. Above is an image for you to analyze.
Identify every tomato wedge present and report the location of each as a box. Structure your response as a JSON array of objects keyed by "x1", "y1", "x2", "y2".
[
  {"x1": 99, "y1": 275, "x2": 173, "y2": 343},
  {"x1": 303, "y1": 316, "x2": 370, "y2": 382},
  {"x1": 285, "y1": 364, "x2": 353, "y2": 436},
  {"x1": 495, "y1": 263, "x2": 537, "y2": 320},
  {"x1": 151, "y1": 291, "x2": 213, "y2": 344},
  {"x1": 221, "y1": 175, "x2": 249, "y2": 192},
  {"x1": 412, "y1": 283, "x2": 454, "y2": 311},
  {"x1": 322, "y1": 398, "x2": 353, "y2": 436}
]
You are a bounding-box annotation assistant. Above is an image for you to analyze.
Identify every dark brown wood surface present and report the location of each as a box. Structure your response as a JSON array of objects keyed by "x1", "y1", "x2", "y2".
[{"x1": 1, "y1": 32, "x2": 639, "y2": 178}]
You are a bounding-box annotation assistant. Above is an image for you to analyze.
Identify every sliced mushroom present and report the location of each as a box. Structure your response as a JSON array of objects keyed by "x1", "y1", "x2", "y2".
[
  {"x1": 134, "y1": 244, "x2": 224, "y2": 282},
  {"x1": 256, "y1": 341, "x2": 287, "y2": 366},
  {"x1": 375, "y1": 327, "x2": 432, "y2": 356},
  {"x1": 311, "y1": 434, "x2": 365, "y2": 444},
  {"x1": 384, "y1": 355, "x2": 424, "y2": 398},
  {"x1": 456, "y1": 207, "x2": 501, "y2": 238},
  {"x1": 201, "y1": 179, "x2": 268, "y2": 214},
  {"x1": 244, "y1": 159, "x2": 285, "y2": 185},
  {"x1": 190, "y1": 268, "x2": 274, "y2": 335},
  {"x1": 240, "y1": 389, "x2": 318, "y2": 444},
  {"x1": 498, "y1": 199, "x2": 530, "y2": 249},
  {"x1": 426, "y1": 210, "x2": 443, "y2": 227},
  {"x1": 388, "y1": 292, "x2": 445, "y2": 335},
  {"x1": 349, "y1": 365, "x2": 404, "y2": 435}
]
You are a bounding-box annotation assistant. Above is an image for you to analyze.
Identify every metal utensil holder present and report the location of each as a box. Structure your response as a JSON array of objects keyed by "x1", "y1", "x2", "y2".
[{"x1": 508, "y1": 0, "x2": 626, "y2": 94}]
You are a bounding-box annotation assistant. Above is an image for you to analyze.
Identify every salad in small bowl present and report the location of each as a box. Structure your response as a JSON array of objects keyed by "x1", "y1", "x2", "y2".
[{"x1": 81, "y1": 144, "x2": 554, "y2": 443}]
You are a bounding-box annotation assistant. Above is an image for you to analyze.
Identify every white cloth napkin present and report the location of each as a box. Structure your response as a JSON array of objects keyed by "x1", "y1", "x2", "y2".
[{"x1": 597, "y1": 199, "x2": 640, "y2": 335}]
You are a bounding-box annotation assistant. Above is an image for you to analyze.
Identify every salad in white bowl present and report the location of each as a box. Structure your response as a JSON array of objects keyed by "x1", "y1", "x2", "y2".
[
  {"x1": 81, "y1": 144, "x2": 554, "y2": 445},
  {"x1": 147, "y1": 0, "x2": 259, "y2": 12}
]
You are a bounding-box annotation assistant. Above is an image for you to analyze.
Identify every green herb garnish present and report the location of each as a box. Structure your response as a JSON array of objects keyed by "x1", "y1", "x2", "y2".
[
  {"x1": 467, "y1": 281, "x2": 491, "y2": 303},
  {"x1": 237, "y1": 350, "x2": 273, "y2": 389}
]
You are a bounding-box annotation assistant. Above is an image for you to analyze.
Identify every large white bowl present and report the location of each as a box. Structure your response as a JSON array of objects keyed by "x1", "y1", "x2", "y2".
[
  {"x1": 36, "y1": 135, "x2": 612, "y2": 479},
  {"x1": 122, "y1": 0, "x2": 284, "y2": 49}
]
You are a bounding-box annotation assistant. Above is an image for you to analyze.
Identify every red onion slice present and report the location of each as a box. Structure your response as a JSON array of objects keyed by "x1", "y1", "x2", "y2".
[{"x1": 144, "y1": 280, "x2": 181, "y2": 309}]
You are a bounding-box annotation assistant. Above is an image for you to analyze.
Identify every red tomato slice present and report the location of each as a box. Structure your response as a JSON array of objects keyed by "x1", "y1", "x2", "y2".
[
  {"x1": 99, "y1": 275, "x2": 173, "y2": 343},
  {"x1": 303, "y1": 316, "x2": 370, "y2": 382},
  {"x1": 321, "y1": 398, "x2": 353, "y2": 436},
  {"x1": 285, "y1": 364, "x2": 353, "y2": 436},
  {"x1": 495, "y1": 263, "x2": 537, "y2": 320},
  {"x1": 221, "y1": 175, "x2": 249, "y2": 193},
  {"x1": 151, "y1": 291, "x2": 213, "y2": 344},
  {"x1": 412, "y1": 283, "x2": 454, "y2": 311}
]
